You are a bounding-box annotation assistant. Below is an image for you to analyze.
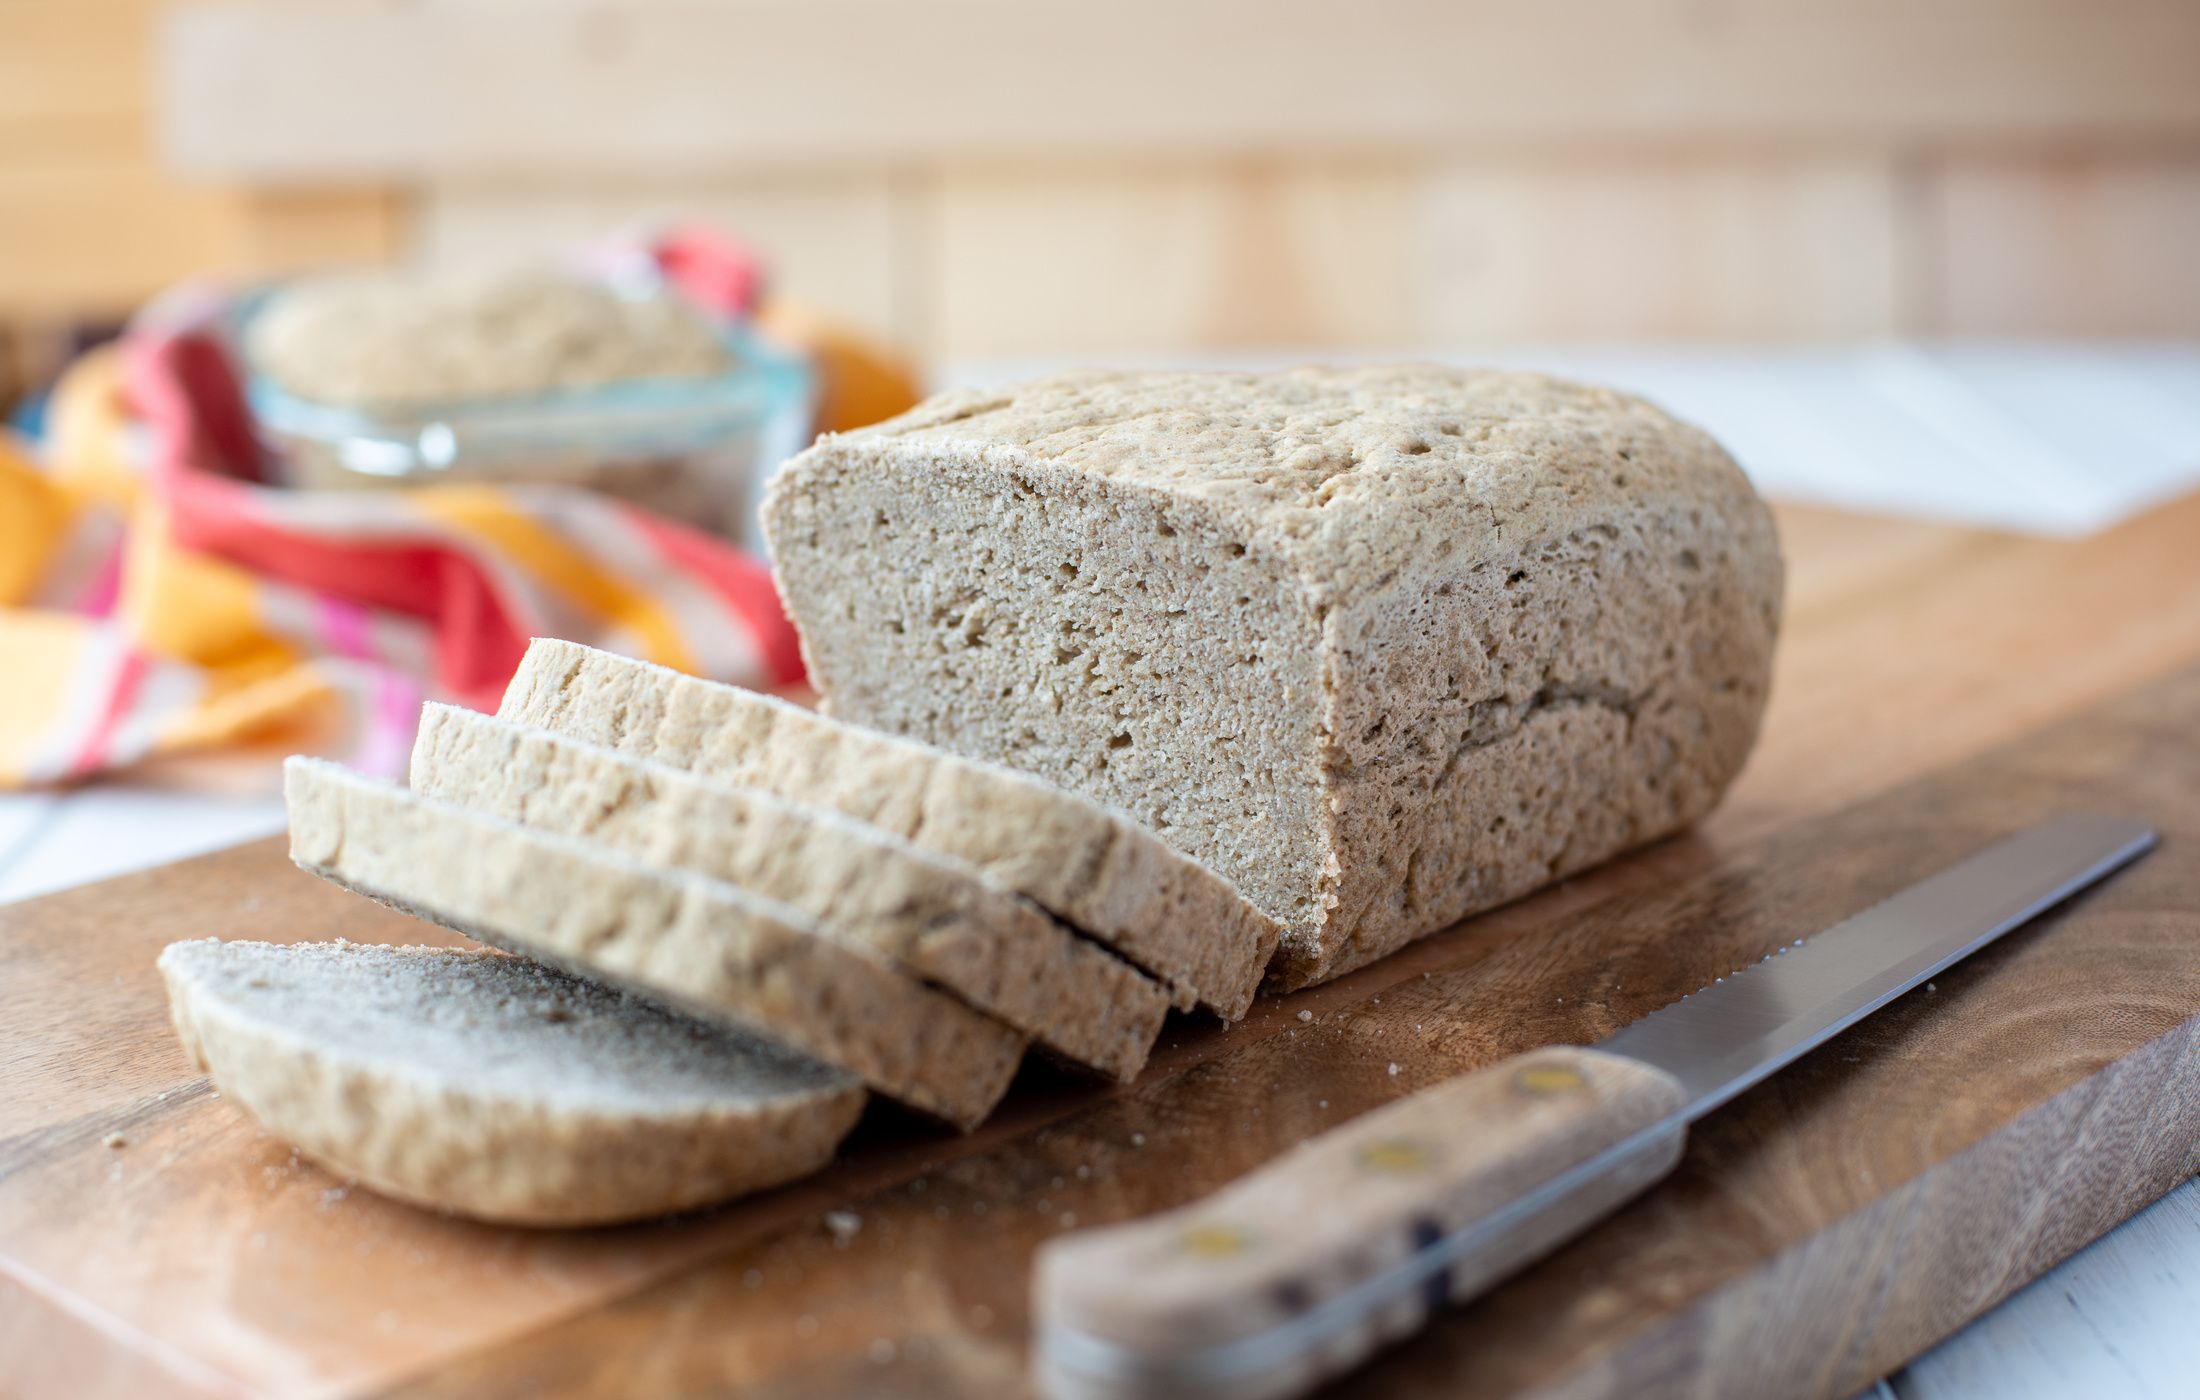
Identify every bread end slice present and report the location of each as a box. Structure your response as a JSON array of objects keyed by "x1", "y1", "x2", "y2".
[{"x1": 160, "y1": 939, "x2": 865, "y2": 1226}]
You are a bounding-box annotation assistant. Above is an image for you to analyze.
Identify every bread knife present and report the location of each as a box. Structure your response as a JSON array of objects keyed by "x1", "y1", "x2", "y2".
[{"x1": 1034, "y1": 814, "x2": 2157, "y2": 1400}]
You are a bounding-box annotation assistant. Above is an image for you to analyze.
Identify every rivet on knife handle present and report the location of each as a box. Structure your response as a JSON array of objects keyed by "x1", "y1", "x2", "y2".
[{"x1": 1034, "y1": 1045, "x2": 1687, "y2": 1400}]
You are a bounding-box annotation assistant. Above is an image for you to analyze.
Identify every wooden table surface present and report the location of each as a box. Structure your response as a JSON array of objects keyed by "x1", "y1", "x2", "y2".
[{"x1": 4, "y1": 491, "x2": 2200, "y2": 1398}]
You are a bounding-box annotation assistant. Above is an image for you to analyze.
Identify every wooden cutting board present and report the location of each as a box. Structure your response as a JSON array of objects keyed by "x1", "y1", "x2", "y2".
[{"x1": 4, "y1": 495, "x2": 2200, "y2": 1400}]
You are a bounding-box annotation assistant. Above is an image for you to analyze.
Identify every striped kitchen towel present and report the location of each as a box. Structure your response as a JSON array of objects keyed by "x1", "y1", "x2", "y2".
[{"x1": 0, "y1": 315, "x2": 805, "y2": 789}]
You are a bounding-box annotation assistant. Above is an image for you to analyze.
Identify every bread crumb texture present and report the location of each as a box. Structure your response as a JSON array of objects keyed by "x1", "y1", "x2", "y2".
[
  {"x1": 282, "y1": 757, "x2": 1028, "y2": 1129},
  {"x1": 765, "y1": 366, "x2": 1783, "y2": 988},
  {"x1": 499, "y1": 639, "x2": 1278, "y2": 1020},
  {"x1": 411, "y1": 701, "x2": 1170, "y2": 1076},
  {"x1": 157, "y1": 938, "x2": 864, "y2": 1226}
]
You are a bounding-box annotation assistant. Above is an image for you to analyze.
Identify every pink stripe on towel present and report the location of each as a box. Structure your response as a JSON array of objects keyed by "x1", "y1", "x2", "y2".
[
  {"x1": 67, "y1": 643, "x2": 150, "y2": 778},
  {"x1": 73, "y1": 540, "x2": 125, "y2": 619},
  {"x1": 353, "y1": 667, "x2": 423, "y2": 781},
  {"x1": 316, "y1": 594, "x2": 423, "y2": 780}
]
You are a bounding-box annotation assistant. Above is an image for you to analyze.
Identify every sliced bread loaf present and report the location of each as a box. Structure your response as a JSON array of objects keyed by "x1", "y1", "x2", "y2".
[
  {"x1": 410, "y1": 703, "x2": 1167, "y2": 1079},
  {"x1": 498, "y1": 638, "x2": 1279, "y2": 1020},
  {"x1": 284, "y1": 757, "x2": 1025, "y2": 1129},
  {"x1": 762, "y1": 368, "x2": 1783, "y2": 987},
  {"x1": 159, "y1": 939, "x2": 865, "y2": 1226}
]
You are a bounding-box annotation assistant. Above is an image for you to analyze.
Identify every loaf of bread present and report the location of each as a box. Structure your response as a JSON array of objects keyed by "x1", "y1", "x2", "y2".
[
  {"x1": 765, "y1": 367, "x2": 1783, "y2": 987},
  {"x1": 159, "y1": 940, "x2": 864, "y2": 1226}
]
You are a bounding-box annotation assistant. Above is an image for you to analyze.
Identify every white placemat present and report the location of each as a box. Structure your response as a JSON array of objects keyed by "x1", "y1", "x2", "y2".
[{"x1": 945, "y1": 341, "x2": 2200, "y2": 536}]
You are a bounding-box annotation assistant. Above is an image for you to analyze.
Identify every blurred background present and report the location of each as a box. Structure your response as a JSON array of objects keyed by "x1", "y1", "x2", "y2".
[
  {"x1": 4, "y1": 0, "x2": 2198, "y2": 399},
  {"x1": 5, "y1": 12, "x2": 2200, "y2": 1392},
  {"x1": 1, "y1": 0, "x2": 2196, "y2": 835}
]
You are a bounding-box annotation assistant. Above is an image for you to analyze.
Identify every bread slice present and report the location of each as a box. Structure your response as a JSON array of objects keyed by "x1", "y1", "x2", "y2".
[
  {"x1": 762, "y1": 368, "x2": 1783, "y2": 987},
  {"x1": 284, "y1": 757, "x2": 1024, "y2": 1129},
  {"x1": 410, "y1": 702, "x2": 1167, "y2": 1079},
  {"x1": 498, "y1": 638, "x2": 1279, "y2": 1020},
  {"x1": 159, "y1": 938, "x2": 865, "y2": 1226}
]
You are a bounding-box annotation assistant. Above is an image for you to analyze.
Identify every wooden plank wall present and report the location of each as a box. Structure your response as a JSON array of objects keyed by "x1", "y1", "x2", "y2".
[
  {"x1": 411, "y1": 152, "x2": 2200, "y2": 360},
  {"x1": 0, "y1": 0, "x2": 394, "y2": 404},
  {"x1": 4, "y1": 0, "x2": 2198, "y2": 379}
]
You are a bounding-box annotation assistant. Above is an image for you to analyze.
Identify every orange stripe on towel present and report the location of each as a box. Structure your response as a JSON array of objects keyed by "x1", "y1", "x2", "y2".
[
  {"x1": 0, "y1": 615, "x2": 93, "y2": 783},
  {"x1": 408, "y1": 489, "x2": 699, "y2": 674}
]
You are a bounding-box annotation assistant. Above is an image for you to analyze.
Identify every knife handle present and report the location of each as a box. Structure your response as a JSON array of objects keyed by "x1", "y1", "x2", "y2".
[{"x1": 1035, "y1": 1046, "x2": 1687, "y2": 1400}]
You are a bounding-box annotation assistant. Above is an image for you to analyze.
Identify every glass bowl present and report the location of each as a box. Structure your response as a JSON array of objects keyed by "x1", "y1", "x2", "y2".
[{"x1": 235, "y1": 291, "x2": 813, "y2": 546}]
